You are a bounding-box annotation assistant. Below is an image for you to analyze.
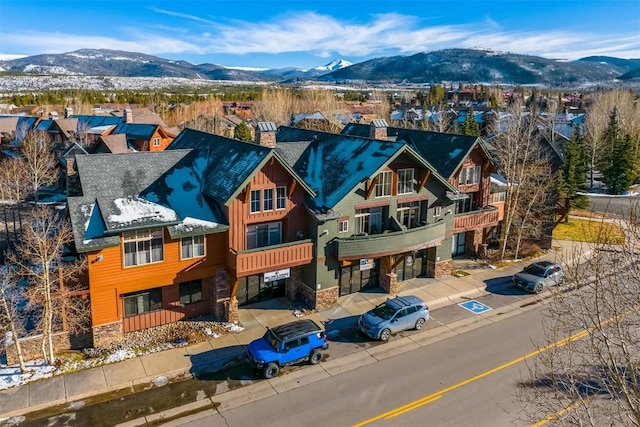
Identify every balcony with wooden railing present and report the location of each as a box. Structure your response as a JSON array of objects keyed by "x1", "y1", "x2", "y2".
[
  {"x1": 229, "y1": 239, "x2": 314, "y2": 277},
  {"x1": 337, "y1": 220, "x2": 446, "y2": 261},
  {"x1": 453, "y1": 206, "x2": 500, "y2": 233}
]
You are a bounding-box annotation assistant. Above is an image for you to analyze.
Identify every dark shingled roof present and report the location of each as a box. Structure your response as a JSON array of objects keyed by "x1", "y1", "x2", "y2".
[
  {"x1": 69, "y1": 150, "x2": 231, "y2": 252},
  {"x1": 275, "y1": 126, "x2": 455, "y2": 215},
  {"x1": 112, "y1": 122, "x2": 158, "y2": 140},
  {"x1": 341, "y1": 123, "x2": 488, "y2": 179},
  {"x1": 167, "y1": 128, "x2": 314, "y2": 205}
]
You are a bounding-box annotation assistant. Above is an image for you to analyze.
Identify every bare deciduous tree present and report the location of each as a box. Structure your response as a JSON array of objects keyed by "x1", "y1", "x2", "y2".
[
  {"x1": 6, "y1": 206, "x2": 88, "y2": 365},
  {"x1": 491, "y1": 100, "x2": 554, "y2": 260},
  {"x1": 0, "y1": 157, "x2": 28, "y2": 203},
  {"x1": 252, "y1": 88, "x2": 299, "y2": 126},
  {"x1": 517, "y1": 209, "x2": 640, "y2": 426},
  {"x1": 19, "y1": 130, "x2": 58, "y2": 201},
  {"x1": 0, "y1": 266, "x2": 28, "y2": 373}
]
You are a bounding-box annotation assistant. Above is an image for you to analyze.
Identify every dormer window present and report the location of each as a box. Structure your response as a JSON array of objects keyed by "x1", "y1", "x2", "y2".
[
  {"x1": 153, "y1": 137, "x2": 161, "y2": 147},
  {"x1": 397, "y1": 168, "x2": 415, "y2": 194},
  {"x1": 458, "y1": 166, "x2": 481, "y2": 185},
  {"x1": 375, "y1": 171, "x2": 392, "y2": 198}
]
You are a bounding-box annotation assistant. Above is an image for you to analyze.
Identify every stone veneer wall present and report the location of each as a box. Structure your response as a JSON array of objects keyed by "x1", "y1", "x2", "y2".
[
  {"x1": 92, "y1": 321, "x2": 123, "y2": 348},
  {"x1": 212, "y1": 268, "x2": 231, "y2": 320},
  {"x1": 466, "y1": 229, "x2": 484, "y2": 256},
  {"x1": 256, "y1": 131, "x2": 276, "y2": 148},
  {"x1": 381, "y1": 272, "x2": 398, "y2": 294},
  {"x1": 378, "y1": 257, "x2": 398, "y2": 294},
  {"x1": 285, "y1": 267, "x2": 315, "y2": 308},
  {"x1": 427, "y1": 259, "x2": 452, "y2": 278}
]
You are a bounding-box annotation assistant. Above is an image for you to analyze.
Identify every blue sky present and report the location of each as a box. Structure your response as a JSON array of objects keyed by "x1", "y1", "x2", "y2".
[{"x1": 0, "y1": 0, "x2": 638, "y2": 69}]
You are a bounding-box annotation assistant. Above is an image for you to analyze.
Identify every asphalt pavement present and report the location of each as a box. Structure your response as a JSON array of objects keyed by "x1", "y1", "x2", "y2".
[{"x1": 0, "y1": 239, "x2": 592, "y2": 423}]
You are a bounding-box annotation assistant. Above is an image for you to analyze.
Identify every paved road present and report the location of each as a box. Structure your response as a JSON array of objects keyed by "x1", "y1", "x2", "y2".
[
  {"x1": 177, "y1": 306, "x2": 548, "y2": 427},
  {"x1": 587, "y1": 194, "x2": 640, "y2": 218},
  {"x1": 16, "y1": 278, "x2": 544, "y2": 427}
]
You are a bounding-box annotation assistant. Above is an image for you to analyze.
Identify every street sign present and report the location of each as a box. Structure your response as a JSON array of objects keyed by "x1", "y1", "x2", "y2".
[{"x1": 458, "y1": 300, "x2": 492, "y2": 314}]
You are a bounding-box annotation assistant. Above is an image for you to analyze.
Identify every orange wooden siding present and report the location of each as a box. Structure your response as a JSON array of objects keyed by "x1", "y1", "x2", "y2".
[
  {"x1": 451, "y1": 147, "x2": 492, "y2": 208},
  {"x1": 227, "y1": 159, "x2": 310, "y2": 252},
  {"x1": 230, "y1": 240, "x2": 314, "y2": 277},
  {"x1": 88, "y1": 229, "x2": 227, "y2": 326}
]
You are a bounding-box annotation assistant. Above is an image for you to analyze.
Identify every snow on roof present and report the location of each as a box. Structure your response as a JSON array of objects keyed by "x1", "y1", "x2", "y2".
[
  {"x1": 173, "y1": 217, "x2": 219, "y2": 233},
  {"x1": 108, "y1": 197, "x2": 177, "y2": 227}
]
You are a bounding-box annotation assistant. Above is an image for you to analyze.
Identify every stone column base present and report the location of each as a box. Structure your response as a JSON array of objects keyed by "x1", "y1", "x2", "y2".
[
  {"x1": 381, "y1": 272, "x2": 398, "y2": 294},
  {"x1": 427, "y1": 260, "x2": 452, "y2": 278}
]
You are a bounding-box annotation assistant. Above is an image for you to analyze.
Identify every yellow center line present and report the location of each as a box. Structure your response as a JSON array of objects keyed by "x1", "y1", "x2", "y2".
[
  {"x1": 531, "y1": 395, "x2": 597, "y2": 427},
  {"x1": 353, "y1": 328, "x2": 591, "y2": 427}
]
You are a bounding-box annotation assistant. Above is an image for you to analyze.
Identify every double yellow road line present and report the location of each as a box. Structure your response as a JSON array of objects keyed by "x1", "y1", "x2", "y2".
[{"x1": 354, "y1": 328, "x2": 591, "y2": 426}]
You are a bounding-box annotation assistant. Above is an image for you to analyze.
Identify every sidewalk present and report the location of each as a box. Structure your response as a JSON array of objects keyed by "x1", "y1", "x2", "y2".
[{"x1": 0, "y1": 239, "x2": 589, "y2": 420}]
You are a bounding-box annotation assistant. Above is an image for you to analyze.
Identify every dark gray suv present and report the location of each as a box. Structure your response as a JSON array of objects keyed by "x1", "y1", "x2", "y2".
[{"x1": 358, "y1": 295, "x2": 429, "y2": 341}]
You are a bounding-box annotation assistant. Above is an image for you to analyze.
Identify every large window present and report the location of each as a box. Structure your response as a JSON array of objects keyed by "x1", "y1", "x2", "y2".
[
  {"x1": 179, "y1": 280, "x2": 202, "y2": 305},
  {"x1": 181, "y1": 235, "x2": 205, "y2": 259},
  {"x1": 250, "y1": 190, "x2": 261, "y2": 213},
  {"x1": 123, "y1": 229, "x2": 164, "y2": 267},
  {"x1": 247, "y1": 222, "x2": 282, "y2": 249},
  {"x1": 263, "y1": 188, "x2": 273, "y2": 211},
  {"x1": 397, "y1": 168, "x2": 414, "y2": 195},
  {"x1": 123, "y1": 288, "x2": 163, "y2": 317},
  {"x1": 355, "y1": 207, "x2": 382, "y2": 235},
  {"x1": 458, "y1": 166, "x2": 482, "y2": 185},
  {"x1": 397, "y1": 201, "x2": 420, "y2": 228},
  {"x1": 276, "y1": 186, "x2": 287, "y2": 210},
  {"x1": 375, "y1": 171, "x2": 392, "y2": 198}
]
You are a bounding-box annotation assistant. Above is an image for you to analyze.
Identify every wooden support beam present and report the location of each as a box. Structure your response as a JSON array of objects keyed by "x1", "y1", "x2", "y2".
[
  {"x1": 419, "y1": 169, "x2": 431, "y2": 189},
  {"x1": 243, "y1": 183, "x2": 252, "y2": 204},
  {"x1": 288, "y1": 179, "x2": 297, "y2": 197},
  {"x1": 390, "y1": 253, "x2": 408, "y2": 271},
  {"x1": 365, "y1": 176, "x2": 379, "y2": 200}
]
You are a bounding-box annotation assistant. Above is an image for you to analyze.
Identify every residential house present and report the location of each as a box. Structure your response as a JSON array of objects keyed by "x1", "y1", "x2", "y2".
[
  {"x1": 274, "y1": 121, "x2": 460, "y2": 303},
  {"x1": 341, "y1": 121, "x2": 501, "y2": 258},
  {"x1": 67, "y1": 129, "x2": 315, "y2": 346},
  {"x1": 0, "y1": 116, "x2": 37, "y2": 149}
]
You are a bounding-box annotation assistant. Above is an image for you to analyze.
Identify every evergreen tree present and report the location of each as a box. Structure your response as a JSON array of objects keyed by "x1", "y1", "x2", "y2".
[
  {"x1": 462, "y1": 109, "x2": 481, "y2": 136},
  {"x1": 233, "y1": 121, "x2": 252, "y2": 142},
  {"x1": 559, "y1": 127, "x2": 589, "y2": 208},
  {"x1": 600, "y1": 107, "x2": 636, "y2": 194}
]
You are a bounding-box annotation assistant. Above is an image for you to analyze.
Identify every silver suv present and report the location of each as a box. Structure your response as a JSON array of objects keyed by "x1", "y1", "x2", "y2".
[
  {"x1": 358, "y1": 295, "x2": 429, "y2": 341},
  {"x1": 512, "y1": 261, "x2": 565, "y2": 293}
]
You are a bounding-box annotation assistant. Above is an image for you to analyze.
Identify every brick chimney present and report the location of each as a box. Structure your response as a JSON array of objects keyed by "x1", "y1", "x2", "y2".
[
  {"x1": 124, "y1": 108, "x2": 133, "y2": 123},
  {"x1": 369, "y1": 119, "x2": 388, "y2": 139},
  {"x1": 255, "y1": 122, "x2": 277, "y2": 148},
  {"x1": 64, "y1": 107, "x2": 73, "y2": 118}
]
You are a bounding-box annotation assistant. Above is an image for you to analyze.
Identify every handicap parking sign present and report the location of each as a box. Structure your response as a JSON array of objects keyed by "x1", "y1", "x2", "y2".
[{"x1": 458, "y1": 300, "x2": 492, "y2": 314}]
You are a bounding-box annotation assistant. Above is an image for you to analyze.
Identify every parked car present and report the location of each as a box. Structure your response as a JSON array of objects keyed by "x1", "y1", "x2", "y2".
[
  {"x1": 245, "y1": 319, "x2": 329, "y2": 379},
  {"x1": 512, "y1": 261, "x2": 565, "y2": 293},
  {"x1": 358, "y1": 295, "x2": 429, "y2": 341}
]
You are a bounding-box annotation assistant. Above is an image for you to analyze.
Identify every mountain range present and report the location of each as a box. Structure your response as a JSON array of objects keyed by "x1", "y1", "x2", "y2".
[{"x1": 1, "y1": 48, "x2": 639, "y2": 87}]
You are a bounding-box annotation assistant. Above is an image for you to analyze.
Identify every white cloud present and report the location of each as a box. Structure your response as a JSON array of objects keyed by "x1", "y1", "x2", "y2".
[{"x1": 2, "y1": 11, "x2": 639, "y2": 63}]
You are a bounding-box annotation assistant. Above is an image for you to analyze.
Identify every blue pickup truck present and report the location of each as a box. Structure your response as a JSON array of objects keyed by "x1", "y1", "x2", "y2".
[{"x1": 246, "y1": 319, "x2": 329, "y2": 379}]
